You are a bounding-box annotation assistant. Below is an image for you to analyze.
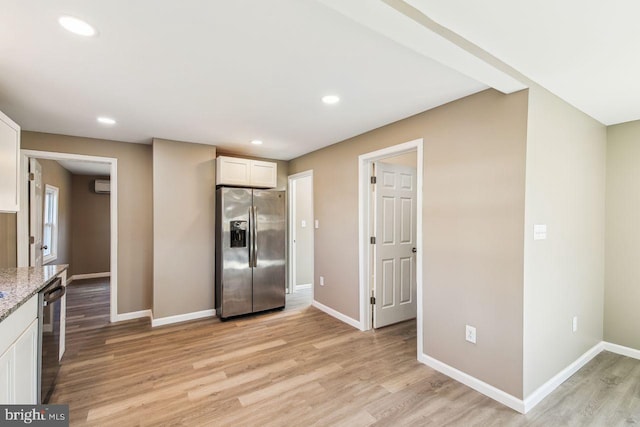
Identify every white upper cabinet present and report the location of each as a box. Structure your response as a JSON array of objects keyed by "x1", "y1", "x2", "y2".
[
  {"x1": 216, "y1": 156, "x2": 277, "y2": 188},
  {"x1": 216, "y1": 156, "x2": 251, "y2": 186},
  {"x1": 249, "y1": 160, "x2": 278, "y2": 188},
  {"x1": 0, "y1": 110, "x2": 20, "y2": 213}
]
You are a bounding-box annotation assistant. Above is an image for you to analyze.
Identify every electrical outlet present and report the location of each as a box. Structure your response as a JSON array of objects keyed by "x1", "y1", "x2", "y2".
[
  {"x1": 320, "y1": 276, "x2": 325, "y2": 286},
  {"x1": 465, "y1": 325, "x2": 477, "y2": 344},
  {"x1": 572, "y1": 316, "x2": 578, "y2": 333}
]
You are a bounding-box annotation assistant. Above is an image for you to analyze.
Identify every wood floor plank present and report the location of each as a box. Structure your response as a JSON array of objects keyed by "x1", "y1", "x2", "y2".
[
  {"x1": 312, "y1": 332, "x2": 361, "y2": 349},
  {"x1": 188, "y1": 359, "x2": 298, "y2": 400},
  {"x1": 192, "y1": 339, "x2": 288, "y2": 369},
  {"x1": 86, "y1": 371, "x2": 227, "y2": 421},
  {"x1": 238, "y1": 362, "x2": 342, "y2": 406}
]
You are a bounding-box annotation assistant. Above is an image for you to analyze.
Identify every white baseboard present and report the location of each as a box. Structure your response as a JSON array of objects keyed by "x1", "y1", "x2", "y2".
[
  {"x1": 419, "y1": 341, "x2": 614, "y2": 415},
  {"x1": 603, "y1": 341, "x2": 640, "y2": 360},
  {"x1": 114, "y1": 309, "x2": 152, "y2": 322},
  {"x1": 523, "y1": 341, "x2": 604, "y2": 413},
  {"x1": 69, "y1": 272, "x2": 111, "y2": 284},
  {"x1": 311, "y1": 300, "x2": 363, "y2": 331},
  {"x1": 151, "y1": 309, "x2": 216, "y2": 328},
  {"x1": 418, "y1": 352, "x2": 525, "y2": 414},
  {"x1": 294, "y1": 283, "x2": 312, "y2": 290}
]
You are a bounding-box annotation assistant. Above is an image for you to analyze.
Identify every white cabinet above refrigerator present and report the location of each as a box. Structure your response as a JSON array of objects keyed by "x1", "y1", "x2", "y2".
[{"x1": 216, "y1": 156, "x2": 277, "y2": 188}]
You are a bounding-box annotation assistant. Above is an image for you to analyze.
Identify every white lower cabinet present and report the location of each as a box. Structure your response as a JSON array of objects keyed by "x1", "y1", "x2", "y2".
[
  {"x1": 0, "y1": 347, "x2": 13, "y2": 403},
  {"x1": 14, "y1": 319, "x2": 38, "y2": 403},
  {"x1": 0, "y1": 295, "x2": 38, "y2": 404}
]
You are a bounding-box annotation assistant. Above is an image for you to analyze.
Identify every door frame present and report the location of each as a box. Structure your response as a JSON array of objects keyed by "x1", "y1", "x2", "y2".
[
  {"x1": 287, "y1": 170, "x2": 314, "y2": 296},
  {"x1": 358, "y1": 139, "x2": 423, "y2": 353},
  {"x1": 17, "y1": 149, "x2": 119, "y2": 323},
  {"x1": 28, "y1": 158, "x2": 43, "y2": 267}
]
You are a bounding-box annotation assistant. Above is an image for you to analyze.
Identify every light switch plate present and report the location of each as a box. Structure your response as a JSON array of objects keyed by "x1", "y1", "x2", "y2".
[
  {"x1": 315, "y1": 220, "x2": 319, "y2": 229},
  {"x1": 465, "y1": 325, "x2": 477, "y2": 344},
  {"x1": 301, "y1": 220, "x2": 306, "y2": 228},
  {"x1": 534, "y1": 224, "x2": 547, "y2": 240}
]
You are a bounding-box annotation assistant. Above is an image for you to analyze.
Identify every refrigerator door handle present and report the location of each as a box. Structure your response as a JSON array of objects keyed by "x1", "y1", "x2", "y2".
[
  {"x1": 253, "y1": 206, "x2": 258, "y2": 267},
  {"x1": 248, "y1": 206, "x2": 253, "y2": 267}
]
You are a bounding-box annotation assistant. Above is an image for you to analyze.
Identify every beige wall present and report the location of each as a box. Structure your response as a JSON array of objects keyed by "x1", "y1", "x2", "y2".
[
  {"x1": 152, "y1": 138, "x2": 216, "y2": 319},
  {"x1": 71, "y1": 175, "x2": 110, "y2": 276},
  {"x1": 22, "y1": 132, "x2": 153, "y2": 314},
  {"x1": 293, "y1": 175, "x2": 313, "y2": 286},
  {"x1": 40, "y1": 159, "x2": 72, "y2": 270},
  {"x1": 289, "y1": 89, "x2": 529, "y2": 398},
  {"x1": 523, "y1": 86, "x2": 606, "y2": 397},
  {"x1": 0, "y1": 213, "x2": 16, "y2": 268},
  {"x1": 604, "y1": 120, "x2": 640, "y2": 351}
]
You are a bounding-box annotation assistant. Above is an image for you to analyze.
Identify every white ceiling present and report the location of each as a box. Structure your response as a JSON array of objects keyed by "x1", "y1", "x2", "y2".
[
  {"x1": 56, "y1": 159, "x2": 110, "y2": 176},
  {"x1": 0, "y1": 0, "x2": 494, "y2": 160},
  {"x1": 5, "y1": 1, "x2": 633, "y2": 160},
  {"x1": 406, "y1": 0, "x2": 640, "y2": 125}
]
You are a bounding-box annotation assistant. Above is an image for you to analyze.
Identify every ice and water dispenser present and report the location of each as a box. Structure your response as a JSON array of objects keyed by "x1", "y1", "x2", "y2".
[{"x1": 230, "y1": 220, "x2": 248, "y2": 248}]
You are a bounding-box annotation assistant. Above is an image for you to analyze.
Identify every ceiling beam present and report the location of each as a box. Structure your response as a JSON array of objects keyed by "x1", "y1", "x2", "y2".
[{"x1": 316, "y1": 0, "x2": 528, "y2": 94}]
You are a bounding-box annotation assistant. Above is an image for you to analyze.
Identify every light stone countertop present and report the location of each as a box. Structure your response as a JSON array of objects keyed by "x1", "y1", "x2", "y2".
[{"x1": 0, "y1": 265, "x2": 68, "y2": 322}]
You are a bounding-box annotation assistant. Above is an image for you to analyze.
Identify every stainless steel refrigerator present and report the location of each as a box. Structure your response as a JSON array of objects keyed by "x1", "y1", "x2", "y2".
[{"x1": 215, "y1": 187, "x2": 286, "y2": 319}]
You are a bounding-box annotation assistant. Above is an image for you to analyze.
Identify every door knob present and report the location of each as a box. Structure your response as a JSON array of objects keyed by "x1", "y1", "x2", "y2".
[
  {"x1": 412, "y1": 247, "x2": 417, "y2": 253},
  {"x1": 41, "y1": 245, "x2": 48, "y2": 250}
]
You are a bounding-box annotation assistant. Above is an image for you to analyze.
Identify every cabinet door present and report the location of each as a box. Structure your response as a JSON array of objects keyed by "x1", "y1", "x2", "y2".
[
  {"x1": 216, "y1": 156, "x2": 251, "y2": 186},
  {"x1": 0, "y1": 347, "x2": 14, "y2": 404},
  {"x1": 249, "y1": 160, "x2": 277, "y2": 188},
  {"x1": 14, "y1": 319, "x2": 38, "y2": 404},
  {"x1": 0, "y1": 111, "x2": 20, "y2": 212}
]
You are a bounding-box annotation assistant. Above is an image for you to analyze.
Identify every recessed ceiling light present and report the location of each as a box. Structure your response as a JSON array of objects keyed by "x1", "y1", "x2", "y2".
[
  {"x1": 97, "y1": 116, "x2": 116, "y2": 125},
  {"x1": 251, "y1": 140, "x2": 263, "y2": 145},
  {"x1": 59, "y1": 16, "x2": 96, "y2": 37},
  {"x1": 322, "y1": 95, "x2": 340, "y2": 105}
]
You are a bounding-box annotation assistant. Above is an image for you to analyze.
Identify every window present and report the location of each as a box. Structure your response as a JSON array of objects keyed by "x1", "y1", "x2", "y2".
[{"x1": 43, "y1": 185, "x2": 59, "y2": 264}]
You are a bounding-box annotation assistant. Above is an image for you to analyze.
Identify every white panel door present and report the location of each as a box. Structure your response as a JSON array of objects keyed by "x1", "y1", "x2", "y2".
[
  {"x1": 373, "y1": 162, "x2": 417, "y2": 328},
  {"x1": 29, "y1": 158, "x2": 43, "y2": 267}
]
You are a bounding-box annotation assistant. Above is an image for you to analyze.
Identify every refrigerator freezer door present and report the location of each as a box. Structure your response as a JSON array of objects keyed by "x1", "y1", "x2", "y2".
[
  {"x1": 216, "y1": 188, "x2": 253, "y2": 318},
  {"x1": 252, "y1": 190, "x2": 286, "y2": 312}
]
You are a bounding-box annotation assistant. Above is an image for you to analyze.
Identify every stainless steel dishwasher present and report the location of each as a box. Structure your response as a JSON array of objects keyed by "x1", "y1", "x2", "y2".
[{"x1": 38, "y1": 277, "x2": 65, "y2": 404}]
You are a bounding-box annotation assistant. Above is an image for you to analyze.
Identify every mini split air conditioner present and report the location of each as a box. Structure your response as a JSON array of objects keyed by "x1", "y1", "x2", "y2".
[{"x1": 94, "y1": 179, "x2": 111, "y2": 194}]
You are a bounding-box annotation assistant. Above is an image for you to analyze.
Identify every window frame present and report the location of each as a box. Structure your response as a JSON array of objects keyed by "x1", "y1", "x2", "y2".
[{"x1": 42, "y1": 184, "x2": 59, "y2": 264}]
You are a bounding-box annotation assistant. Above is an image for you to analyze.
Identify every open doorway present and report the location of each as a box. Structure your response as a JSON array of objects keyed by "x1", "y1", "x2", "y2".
[
  {"x1": 17, "y1": 150, "x2": 119, "y2": 323},
  {"x1": 288, "y1": 170, "x2": 314, "y2": 309},
  {"x1": 358, "y1": 139, "x2": 424, "y2": 350}
]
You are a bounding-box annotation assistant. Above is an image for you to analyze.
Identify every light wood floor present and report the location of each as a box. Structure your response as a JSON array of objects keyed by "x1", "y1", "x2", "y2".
[{"x1": 54, "y1": 280, "x2": 640, "y2": 426}]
